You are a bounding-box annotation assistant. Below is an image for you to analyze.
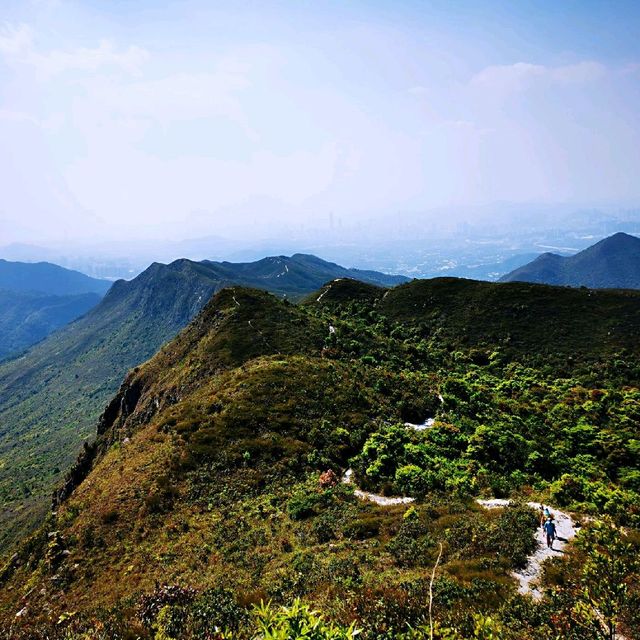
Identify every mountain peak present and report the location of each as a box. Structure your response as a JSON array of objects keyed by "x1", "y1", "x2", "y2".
[
  {"x1": 500, "y1": 232, "x2": 640, "y2": 289},
  {"x1": 587, "y1": 231, "x2": 640, "y2": 254},
  {"x1": 604, "y1": 231, "x2": 638, "y2": 242}
]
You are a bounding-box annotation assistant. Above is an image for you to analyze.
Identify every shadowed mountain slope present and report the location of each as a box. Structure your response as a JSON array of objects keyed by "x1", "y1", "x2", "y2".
[
  {"x1": 311, "y1": 276, "x2": 640, "y2": 360},
  {"x1": 0, "y1": 260, "x2": 110, "y2": 296},
  {"x1": 0, "y1": 260, "x2": 109, "y2": 357},
  {"x1": 379, "y1": 277, "x2": 640, "y2": 358},
  {"x1": 0, "y1": 290, "x2": 101, "y2": 360},
  {"x1": 500, "y1": 232, "x2": 640, "y2": 289},
  {"x1": 200, "y1": 253, "x2": 408, "y2": 295}
]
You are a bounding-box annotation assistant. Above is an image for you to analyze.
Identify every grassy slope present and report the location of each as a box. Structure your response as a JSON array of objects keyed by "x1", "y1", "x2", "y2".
[
  {"x1": 0, "y1": 262, "x2": 222, "y2": 550},
  {"x1": 0, "y1": 280, "x2": 638, "y2": 637}
]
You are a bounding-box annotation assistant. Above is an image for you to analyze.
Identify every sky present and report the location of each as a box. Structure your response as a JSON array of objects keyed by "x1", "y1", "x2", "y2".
[{"x1": 0, "y1": 0, "x2": 639, "y2": 245}]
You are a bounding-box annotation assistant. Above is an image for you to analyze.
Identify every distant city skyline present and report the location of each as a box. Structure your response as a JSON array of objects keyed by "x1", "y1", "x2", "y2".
[{"x1": 1, "y1": 0, "x2": 639, "y2": 244}]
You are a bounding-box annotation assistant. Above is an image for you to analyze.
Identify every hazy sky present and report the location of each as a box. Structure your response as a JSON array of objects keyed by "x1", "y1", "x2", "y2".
[{"x1": 1, "y1": 0, "x2": 639, "y2": 244}]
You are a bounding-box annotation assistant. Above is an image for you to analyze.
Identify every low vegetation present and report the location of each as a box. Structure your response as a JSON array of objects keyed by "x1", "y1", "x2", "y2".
[{"x1": 0, "y1": 280, "x2": 638, "y2": 638}]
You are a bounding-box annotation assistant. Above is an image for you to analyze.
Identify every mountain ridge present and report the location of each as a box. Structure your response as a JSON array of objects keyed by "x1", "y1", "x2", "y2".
[
  {"x1": 1, "y1": 280, "x2": 638, "y2": 637},
  {"x1": 0, "y1": 259, "x2": 110, "y2": 296},
  {"x1": 500, "y1": 232, "x2": 640, "y2": 288},
  {"x1": 0, "y1": 254, "x2": 405, "y2": 550}
]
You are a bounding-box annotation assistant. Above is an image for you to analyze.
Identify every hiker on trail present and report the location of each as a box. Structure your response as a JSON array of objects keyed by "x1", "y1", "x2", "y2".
[
  {"x1": 543, "y1": 516, "x2": 556, "y2": 549},
  {"x1": 540, "y1": 506, "x2": 550, "y2": 528}
]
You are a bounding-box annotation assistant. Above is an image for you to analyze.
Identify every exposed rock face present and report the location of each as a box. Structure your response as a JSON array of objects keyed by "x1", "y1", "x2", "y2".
[
  {"x1": 52, "y1": 441, "x2": 98, "y2": 507},
  {"x1": 53, "y1": 376, "x2": 145, "y2": 507}
]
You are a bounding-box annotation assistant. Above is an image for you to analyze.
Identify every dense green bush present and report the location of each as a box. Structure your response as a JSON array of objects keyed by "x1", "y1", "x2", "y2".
[{"x1": 252, "y1": 599, "x2": 361, "y2": 640}]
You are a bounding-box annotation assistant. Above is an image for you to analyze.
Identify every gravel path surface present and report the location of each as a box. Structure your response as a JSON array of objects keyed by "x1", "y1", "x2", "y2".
[
  {"x1": 342, "y1": 469, "x2": 415, "y2": 506},
  {"x1": 342, "y1": 473, "x2": 578, "y2": 600},
  {"x1": 404, "y1": 417, "x2": 435, "y2": 430}
]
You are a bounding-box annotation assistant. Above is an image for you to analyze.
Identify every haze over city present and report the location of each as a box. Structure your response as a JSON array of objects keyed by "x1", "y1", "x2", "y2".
[{"x1": 1, "y1": 0, "x2": 639, "y2": 250}]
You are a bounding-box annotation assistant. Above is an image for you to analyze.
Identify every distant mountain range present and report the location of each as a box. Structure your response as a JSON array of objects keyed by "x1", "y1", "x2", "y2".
[
  {"x1": 0, "y1": 259, "x2": 110, "y2": 296},
  {"x1": 0, "y1": 260, "x2": 111, "y2": 358},
  {"x1": 0, "y1": 253, "x2": 406, "y2": 549},
  {"x1": 500, "y1": 232, "x2": 640, "y2": 289},
  {"x1": 199, "y1": 253, "x2": 409, "y2": 294},
  {"x1": 0, "y1": 290, "x2": 101, "y2": 360}
]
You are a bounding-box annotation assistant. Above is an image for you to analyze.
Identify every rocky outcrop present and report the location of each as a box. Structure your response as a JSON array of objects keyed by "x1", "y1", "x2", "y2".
[{"x1": 52, "y1": 376, "x2": 145, "y2": 508}]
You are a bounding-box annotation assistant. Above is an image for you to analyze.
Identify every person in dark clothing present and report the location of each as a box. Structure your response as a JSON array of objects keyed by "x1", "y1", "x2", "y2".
[
  {"x1": 543, "y1": 516, "x2": 556, "y2": 549},
  {"x1": 540, "y1": 506, "x2": 551, "y2": 528}
]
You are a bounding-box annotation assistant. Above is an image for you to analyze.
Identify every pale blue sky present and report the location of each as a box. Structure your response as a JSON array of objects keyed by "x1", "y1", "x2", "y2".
[{"x1": 1, "y1": 0, "x2": 639, "y2": 243}]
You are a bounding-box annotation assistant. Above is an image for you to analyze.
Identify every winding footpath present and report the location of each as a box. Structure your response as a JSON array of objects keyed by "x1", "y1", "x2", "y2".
[
  {"x1": 340, "y1": 419, "x2": 629, "y2": 635},
  {"x1": 344, "y1": 474, "x2": 578, "y2": 598},
  {"x1": 343, "y1": 470, "x2": 577, "y2": 598},
  {"x1": 342, "y1": 468, "x2": 414, "y2": 506}
]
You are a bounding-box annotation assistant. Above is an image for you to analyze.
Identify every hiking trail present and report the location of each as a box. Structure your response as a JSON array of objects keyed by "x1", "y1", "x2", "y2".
[
  {"x1": 342, "y1": 466, "x2": 579, "y2": 599},
  {"x1": 476, "y1": 498, "x2": 578, "y2": 599},
  {"x1": 342, "y1": 469, "x2": 414, "y2": 506},
  {"x1": 341, "y1": 412, "x2": 580, "y2": 601}
]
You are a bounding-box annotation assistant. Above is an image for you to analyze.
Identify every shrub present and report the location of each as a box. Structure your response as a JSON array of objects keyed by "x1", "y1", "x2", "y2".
[
  {"x1": 342, "y1": 515, "x2": 382, "y2": 540},
  {"x1": 137, "y1": 585, "x2": 196, "y2": 629},
  {"x1": 252, "y1": 598, "x2": 360, "y2": 639},
  {"x1": 550, "y1": 473, "x2": 588, "y2": 506},
  {"x1": 288, "y1": 489, "x2": 321, "y2": 520},
  {"x1": 387, "y1": 515, "x2": 433, "y2": 568},
  {"x1": 189, "y1": 587, "x2": 247, "y2": 635}
]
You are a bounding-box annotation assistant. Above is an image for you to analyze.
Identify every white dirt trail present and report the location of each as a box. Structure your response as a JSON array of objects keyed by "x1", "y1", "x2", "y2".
[
  {"x1": 404, "y1": 417, "x2": 435, "y2": 431},
  {"x1": 316, "y1": 285, "x2": 332, "y2": 303},
  {"x1": 341, "y1": 475, "x2": 588, "y2": 605},
  {"x1": 342, "y1": 469, "x2": 414, "y2": 506},
  {"x1": 342, "y1": 419, "x2": 579, "y2": 600},
  {"x1": 476, "y1": 498, "x2": 578, "y2": 599}
]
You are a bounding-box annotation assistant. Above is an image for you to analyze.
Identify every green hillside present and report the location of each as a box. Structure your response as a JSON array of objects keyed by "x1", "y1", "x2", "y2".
[
  {"x1": 199, "y1": 253, "x2": 408, "y2": 295},
  {"x1": 0, "y1": 256, "x2": 405, "y2": 552},
  {"x1": 380, "y1": 277, "x2": 640, "y2": 363},
  {"x1": 0, "y1": 280, "x2": 638, "y2": 639}
]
